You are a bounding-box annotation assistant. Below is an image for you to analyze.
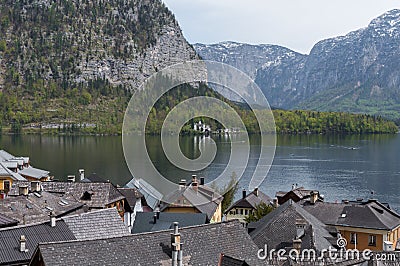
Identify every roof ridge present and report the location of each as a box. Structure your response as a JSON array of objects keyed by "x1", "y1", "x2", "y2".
[
  {"x1": 38, "y1": 220, "x2": 242, "y2": 247},
  {"x1": 62, "y1": 206, "x2": 118, "y2": 220}
]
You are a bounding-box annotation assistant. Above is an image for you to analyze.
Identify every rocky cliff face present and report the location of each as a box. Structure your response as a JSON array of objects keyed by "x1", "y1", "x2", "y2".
[
  {"x1": 194, "y1": 41, "x2": 304, "y2": 80},
  {"x1": 195, "y1": 10, "x2": 400, "y2": 120},
  {"x1": 0, "y1": 0, "x2": 197, "y2": 92}
]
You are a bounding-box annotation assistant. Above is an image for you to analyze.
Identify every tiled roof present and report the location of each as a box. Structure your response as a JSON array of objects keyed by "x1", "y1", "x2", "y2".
[
  {"x1": 0, "y1": 191, "x2": 83, "y2": 225},
  {"x1": 276, "y1": 187, "x2": 313, "y2": 199},
  {"x1": 226, "y1": 189, "x2": 272, "y2": 213},
  {"x1": 81, "y1": 173, "x2": 109, "y2": 183},
  {"x1": 0, "y1": 213, "x2": 18, "y2": 228},
  {"x1": 40, "y1": 181, "x2": 126, "y2": 208},
  {"x1": 249, "y1": 201, "x2": 336, "y2": 251},
  {"x1": 125, "y1": 178, "x2": 163, "y2": 210},
  {"x1": 33, "y1": 220, "x2": 261, "y2": 266},
  {"x1": 160, "y1": 186, "x2": 223, "y2": 220},
  {"x1": 302, "y1": 200, "x2": 400, "y2": 230},
  {"x1": 63, "y1": 208, "x2": 130, "y2": 240},
  {"x1": 0, "y1": 220, "x2": 76, "y2": 265},
  {"x1": 118, "y1": 188, "x2": 143, "y2": 209},
  {"x1": 219, "y1": 254, "x2": 250, "y2": 266},
  {"x1": 0, "y1": 150, "x2": 14, "y2": 161},
  {"x1": 0, "y1": 208, "x2": 132, "y2": 265},
  {"x1": 19, "y1": 166, "x2": 49, "y2": 180},
  {"x1": 0, "y1": 163, "x2": 26, "y2": 181},
  {"x1": 132, "y1": 212, "x2": 207, "y2": 233},
  {"x1": 0, "y1": 150, "x2": 49, "y2": 181}
]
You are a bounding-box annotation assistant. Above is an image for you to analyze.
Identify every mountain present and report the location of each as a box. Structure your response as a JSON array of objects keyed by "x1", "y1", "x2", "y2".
[
  {"x1": 195, "y1": 9, "x2": 400, "y2": 120},
  {"x1": 193, "y1": 42, "x2": 304, "y2": 80},
  {"x1": 0, "y1": 0, "x2": 197, "y2": 132}
]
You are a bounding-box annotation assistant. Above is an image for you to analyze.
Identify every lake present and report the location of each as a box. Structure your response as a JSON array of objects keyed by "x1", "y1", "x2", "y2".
[{"x1": 0, "y1": 133, "x2": 399, "y2": 212}]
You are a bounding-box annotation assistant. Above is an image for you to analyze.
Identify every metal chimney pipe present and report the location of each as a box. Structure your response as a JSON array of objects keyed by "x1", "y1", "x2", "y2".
[
  {"x1": 177, "y1": 244, "x2": 183, "y2": 266},
  {"x1": 171, "y1": 222, "x2": 180, "y2": 266},
  {"x1": 173, "y1": 222, "x2": 179, "y2": 234}
]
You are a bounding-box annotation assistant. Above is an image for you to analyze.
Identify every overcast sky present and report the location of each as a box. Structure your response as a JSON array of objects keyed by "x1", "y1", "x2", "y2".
[{"x1": 162, "y1": 0, "x2": 400, "y2": 54}]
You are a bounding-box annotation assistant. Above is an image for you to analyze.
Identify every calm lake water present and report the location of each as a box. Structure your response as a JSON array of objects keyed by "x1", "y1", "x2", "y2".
[{"x1": 0, "y1": 134, "x2": 399, "y2": 212}]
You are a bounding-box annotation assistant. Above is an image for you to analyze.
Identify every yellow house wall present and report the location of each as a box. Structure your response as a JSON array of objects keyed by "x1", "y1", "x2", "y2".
[
  {"x1": 337, "y1": 226, "x2": 391, "y2": 251},
  {"x1": 163, "y1": 206, "x2": 199, "y2": 214},
  {"x1": 0, "y1": 177, "x2": 13, "y2": 191}
]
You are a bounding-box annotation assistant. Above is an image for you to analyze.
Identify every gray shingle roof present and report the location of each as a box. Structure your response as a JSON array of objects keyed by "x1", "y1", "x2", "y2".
[
  {"x1": 0, "y1": 163, "x2": 26, "y2": 181},
  {"x1": 118, "y1": 188, "x2": 143, "y2": 209},
  {"x1": 0, "y1": 213, "x2": 19, "y2": 228},
  {"x1": 132, "y1": 212, "x2": 207, "y2": 233},
  {"x1": 0, "y1": 150, "x2": 14, "y2": 161},
  {"x1": 0, "y1": 220, "x2": 76, "y2": 265},
  {"x1": 40, "y1": 181, "x2": 126, "y2": 208},
  {"x1": 0, "y1": 191, "x2": 83, "y2": 225},
  {"x1": 249, "y1": 201, "x2": 336, "y2": 251},
  {"x1": 220, "y1": 254, "x2": 250, "y2": 266},
  {"x1": 226, "y1": 189, "x2": 272, "y2": 213},
  {"x1": 63, "y1": 208, "x2": 130, "y2": 240},
  {"x1": 0, "y1": 208, "x2": 132, "y2": 265},
  {"x1": 302, "y1": 200, "x2": 400, "y2": 230},
  {"x1": 33, "y1": 220, "x2": 261, "y2": 266},
  {"x1": 160, "y1": 186, "x2": 223, "y2": 220},
  {"x1": 19, "y1": 166, "x2": 49, "y2": 180}
]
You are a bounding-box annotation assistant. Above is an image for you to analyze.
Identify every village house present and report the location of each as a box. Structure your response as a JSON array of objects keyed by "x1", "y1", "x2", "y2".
[
  {"x1": 0, "y1": 208, "x2": 129, "y2": 266},
  {"x1": 160, "y1": 175, "x2": 224, "y2": 222},
  {"x1": 225, "y1": 187, "x2": 272, "y2": 224},
  {"x1": 275, "y1": 184, "x2": 323, "y2": 205},
  {"x1": 0, "y1": 150, "x2": 51, "y2": 183},
  {"x1": 248, "y1": 200, "x2": 338, "y2": 252},
  {"x1": 0, "y1": 181, "x2": 84, "y2": 225},
  {"x1": 0, "y1": 162, "x2": 26, "y2": 196},
  {"x1": 117, "y1": 187, "x2": 145, "y2": 229},
  {"x1": 29, "y1": 220, "x2": 260, "y2": 266},
  {"x1": 40, "y1": 180, "x2": 128, "y2": 218},
  {"x1": 301, "y1": 197, "x2": 400, "y2": 252}
]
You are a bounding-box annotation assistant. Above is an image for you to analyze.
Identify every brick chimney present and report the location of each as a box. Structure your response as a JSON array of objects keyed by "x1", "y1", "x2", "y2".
[
  {"x1": 242, "y1": 189, "x2": 247, "y2": 199},
  {"x1": 50, "y1": 211, "x2": 56, "y2": 227},
  {"x1": 19, "y1": 185, "x2": 28, "y2": 196},
  {"x1": 295, "y1": 219, "x2": 306, "y2": 239},
  {"x1": 310, "y1": 191, "x2": 319, "y2": 204},
  {"x1": 78, "y1": 169, "x2": 85, "y2": 181},
  {"x1": 20, "y1": 235, "x2": 27, "y2": 252},
  {"x1": 253, "y1": 187, "x2": 259, "y2": 197},
  {"x1": 292, "y1": 238, "x2": 302, "y2": 254},
  {"x1": 179, "y1": 179, "x2": 186, "y2": 189},
  {"x1": 31, "y1": 181, "x2": 41, "y2": 193},
  {"x1": 67, "y1": 175, "x2": 76, "y2": 182},
  {"x1": 272, "y1": 198, "x2": 279, "y2": 208},
  {"x1": 200, "y1": 177, "x2": 205, "y2": 186}
]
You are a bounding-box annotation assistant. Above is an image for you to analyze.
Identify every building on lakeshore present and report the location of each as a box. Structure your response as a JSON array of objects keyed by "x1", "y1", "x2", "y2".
[
  {"x1": 301, "y1": 198, "x2": 400, "y2": 251},
  {"x1": 275, "y1": 184, "x2": 323, "y2": 205},
  {"x1": 159, "y1": 175, "x2": 224, "y2": 223},
  {"x1": 0, "y1": 150, "x2": 51, "y2": 183},
  {"x1": 225, "y1": 187, "x2": 272, "y2": 224},
  {"x1": 248, "y1": 200, "x2": 339, "y2": 252},
  {"x1": 301, "y1": 199, "x2": 400, "y2": 251}
]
